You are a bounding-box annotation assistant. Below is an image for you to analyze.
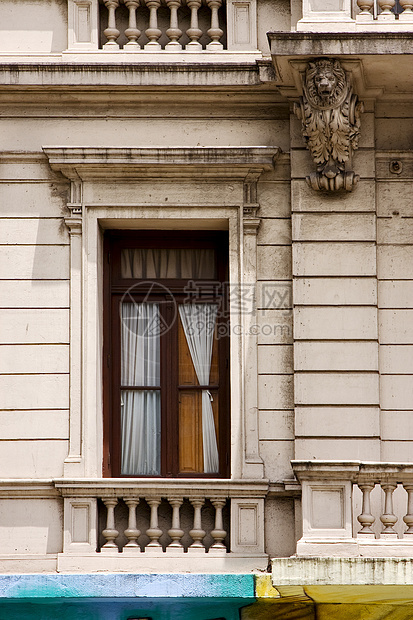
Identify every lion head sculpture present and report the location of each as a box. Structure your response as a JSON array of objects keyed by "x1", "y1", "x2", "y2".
[
  {"x1": 304, "y1": 58, "x2": 347, "y2": 110},
  {"x1": 294, "y1": 57, "x2": 364, "y2": 192}
]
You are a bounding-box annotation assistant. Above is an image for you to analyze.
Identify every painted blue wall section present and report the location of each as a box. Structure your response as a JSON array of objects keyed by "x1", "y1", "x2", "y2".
[
  {"x1": 0, "y1": 573, "x2": 254, "y2": 600},
  {"x1": 0, "y1": 574, "x2": 256, "y2": 620}
]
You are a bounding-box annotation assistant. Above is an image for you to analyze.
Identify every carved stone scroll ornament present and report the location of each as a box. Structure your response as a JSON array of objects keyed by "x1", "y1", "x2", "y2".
[{"x1": 294, "y1": 58, "x2": 364, "y2": 192}]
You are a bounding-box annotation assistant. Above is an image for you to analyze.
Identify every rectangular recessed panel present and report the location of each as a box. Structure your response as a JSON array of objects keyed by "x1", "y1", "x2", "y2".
[
  {"x1": 238, "y1": 506, "x2": 257, "y2": 546},
  {"x1": 72, "y1": 505, "x2": 89, "y2": 543},
  {"x1": 311, "y1": 489, "x2": 343, "y2": 530},
  {"x1": 77, "y1": 5, "x2": 91, "y2": 42}
]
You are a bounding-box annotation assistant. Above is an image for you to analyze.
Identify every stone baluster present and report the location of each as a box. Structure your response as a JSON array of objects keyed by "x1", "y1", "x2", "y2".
[
  {"x1": 103, "y1": 0, "x2": 120, "y2": 49},
  {"x1": 145, "y1": 497, "x2": 163, "y2": 548},
  {"x1": 210, "y1": 499, "x2": 227, "y2": 551},
  {"x1": 356, "y1": 0, "x2": 374, "y2": 16},
  {"x1": 124, "y1": 0, "x2": 141, "y2": 49},
  {"x1": 101, "y1": 498, "x2": 119, "y2": 550},
  {"x1": 399, "y1": 0, "x2": 413, "y2": 15},
  {"x1": 357, "y1": 483, "x2": 376, "y2": 536},
  {"x1": 377, "y1": 0, "x2": 396, "y2": 18},
  {"x1": 189, "y1": 498, "x2": 206, "y2": 551},
  {"x1": 380, "y1": 483, "x2": 398, "y2": 536},
  {"x1": 185, "y1": 0, "x2": 203, "y2": 51},
  {"x1": 123, "y1": 498, "x2": 141, "y2": 550},
  {"x1": 167, "y1": 497, "x2": 184, "y2": 550},
  {"x1": 403, "y1": 484, "x2": 413, "y2": 535},
  {"x1": 206, "y1": 0, "x2": 223, "y2": 50},
  {"x1": 144, "y1": 0, "x2": 162, "y2": 50},
  {"x1": 165, "y1": 0, "x2": 182, "y2": 50}
]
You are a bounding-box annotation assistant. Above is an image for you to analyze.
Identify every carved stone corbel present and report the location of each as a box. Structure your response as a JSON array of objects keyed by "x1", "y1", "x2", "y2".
[
  {"x1": 294, "y1": 57, "x2": 364, "y2": 192},
  {"x1": 243, "y1": 172, "x2": 261, "y2": 234}
]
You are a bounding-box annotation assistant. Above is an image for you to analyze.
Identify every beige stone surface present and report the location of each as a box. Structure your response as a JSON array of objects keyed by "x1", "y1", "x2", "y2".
[
  {"x1": 257, "y1": 310, "x2": 293, "y2": 344},
  {"x1": 378, "y1": 217, "x2": 413, "y2": 245},
  {"x1": 295, "y1": 438, "x2": 380, "y2": 461},
  {"x1": 379, "y1": 281, "x2": 413, "y2": 308},
  {"x1": 295, "y1": 373, "x2": 379, "y2": 405},
  {"x1": 0, "y1": 246, "x2": 69, "y2": 279},
  {"x1": 295, "y1": 341, "x2": 378, "y2": 371},
  {"x1": 265, "y1": 497, "x2": 297, "y2": 558},
  {"x1": 380, "y1": 375, "x2": 413, "y2": 410},
  {"x1": 379, "y1": 310, "x2": 413, "y2": 344},
  {"x1": 258, "y1": 344, "x2": 294, "y2": 373},
  {"x1": 0, "y1": 182, "x2": 68, "y2": 217},
  {"x1": 377, "y1": 183, "x2": 413, "y2": 217},
  {"x1": 381, "y1": 411, "x2": 413, "y2": 440},
  {"x1": 293, "y1": 213, "x2": 376, "y2": 242},
  {"x1": 257, "y1": 245, "x2": 292, "y2": 280},
  {"x1": 380, "y1": 345, "x2": 413, "y2": 373},
  {"x1": 258, "y1": 375, "x2": 294, "y2": 409},
  {"x1": 259, "y1": 410, "x2": 294, "y2": 440},
  {"x1": 381, "y1": 441, "x2": 413, "y2": 463},
  {"x1": 294, "y1": 307, "x2": 378, "y2": 340},
  {"x1": 378, "y1": 246, "x2": 413, "y2": 279},
  {"x1": 293, "y1": 243, "x2": 376, "y2": 276},
  {"x1": 294, "y1": 277, "x2": 377, "y2": 306},
  {"x1": 0, "y1": 375, "x2": 69, "y2": 410},
  {"x1": 0, "y1": 410, "x2": 69, "y2": 440},
  {"x1": 86, "y1": 180, "x2": 243, "y2": 207},
  {"x1": 291, "y1": 180, "x2": 376, "y2": 212},
  {"x1": 259, "y1": 439, "x2": 294, "y2": 481},
  {"x1": 295, "y1": 406, "x2": 380, "y2": 437},
  {"x1": 0, "y1": 309, "x2": 69, "y2": 344},
  {"x1": 0, "y1": 0, "x2": 68, "y2": 53},
  {"x1": 258, "y1": 218, "x2": 291, "y2": 245},
  {"x1": 0, "y1": 218, "x2": 68, "y2": 244},
  {"x1": 0, "y1": 498, "x2": 63, "y2": 554},
  {"x1": 258, "y1": 182, "x2": 291, "y2": 218},
  {"x1": 0, "y1": 344, "x2": 69, "y2": 373},
  {"x1": 0, "y1": 281, "x2": 69, "y2": 308},
  {"x1": 0, "y1": 117, "x2": 291, "y2": 152},
  {"x1": 375, "y1": 119, "x2": 413, "y2": 151},
  {"x1": 0, "y1": 440, "x2": 67, "y2": 477}
]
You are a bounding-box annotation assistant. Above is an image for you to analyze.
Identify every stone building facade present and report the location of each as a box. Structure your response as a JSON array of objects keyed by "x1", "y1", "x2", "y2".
[{"x1": 0, "y1": 0, "x2": 412, "y2": 617}]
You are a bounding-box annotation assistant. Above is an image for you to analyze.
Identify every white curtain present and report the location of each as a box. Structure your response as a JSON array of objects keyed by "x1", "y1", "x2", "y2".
[
  {"x1": 121, "y1": 248, "x2": 215, "y2": 279},
  {"x1": 121, "y1": 302, "x2": 160, "y2": 475},
  {"x1": 178, "y1": 304, "x2": 219, "y2": 473}
]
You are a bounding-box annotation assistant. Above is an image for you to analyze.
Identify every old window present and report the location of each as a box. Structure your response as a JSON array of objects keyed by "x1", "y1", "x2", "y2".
[{"x1": 103, "y1": 230, "x2": 230, "y2": 478}]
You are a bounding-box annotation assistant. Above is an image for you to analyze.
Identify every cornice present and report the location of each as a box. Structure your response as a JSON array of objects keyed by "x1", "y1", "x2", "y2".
[{"x1": 43, "y1": 146, "x2": 281, "y2": 181}]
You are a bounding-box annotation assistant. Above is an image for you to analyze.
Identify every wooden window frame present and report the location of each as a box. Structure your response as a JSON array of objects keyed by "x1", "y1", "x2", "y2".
[{"x1": 103, "y1": 230, "x2": 230, "y2": 478}]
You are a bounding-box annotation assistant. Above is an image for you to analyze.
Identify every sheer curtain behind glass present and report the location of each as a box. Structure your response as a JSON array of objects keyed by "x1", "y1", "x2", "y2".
[
  {"x1": 179, "y1": 304, "x2": 219, "y2": 473},
  {"x1": 121, "y1": 302, "x2": 161, "y2": 475},
  {"x1": 121, "y1": 248, "x2": 216, "y2": 279}
]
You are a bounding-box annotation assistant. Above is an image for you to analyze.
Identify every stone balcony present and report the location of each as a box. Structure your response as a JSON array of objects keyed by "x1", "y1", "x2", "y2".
[{"x1": 293, "y1": 460, "x2": 413, "y2": 558}]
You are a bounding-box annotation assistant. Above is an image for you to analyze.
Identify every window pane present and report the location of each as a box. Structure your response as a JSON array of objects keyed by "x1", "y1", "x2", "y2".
[
  {"x1": 121, "y1": 248, "x2": 216, "y2": 279},
  {"x1": 121, "y1": 302, "x2": 160, "y2": 387},
  {"x1": 121, "y1": 390, "x2": 161, "y2": 475},
  {"x1": 179, "y1": 390, "x2": 218, "y2": 474}
]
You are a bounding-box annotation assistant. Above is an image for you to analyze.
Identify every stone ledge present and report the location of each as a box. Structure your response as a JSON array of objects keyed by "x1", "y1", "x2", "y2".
[{"x1": 272, "y1": 556, "x2": 413, "y2": 587}]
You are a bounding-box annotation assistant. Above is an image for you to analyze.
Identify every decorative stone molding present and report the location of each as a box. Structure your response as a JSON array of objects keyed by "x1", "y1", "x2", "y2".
[
  {"x1": 43, "y1": 146, "x2": 279, "y2": 482},
  {"x1": 294, "y1": 58, "x2": 364, "y2": 192},
  {"x1": 243, "y1": 171, "x2": 261, "y2": 235}
]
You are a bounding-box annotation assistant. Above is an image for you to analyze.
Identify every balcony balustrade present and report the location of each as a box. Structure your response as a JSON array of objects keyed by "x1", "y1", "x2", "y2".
[
  {"x1": 99, "y1": 0, "x2": 226, "y2": 51},
  {"x1": 356, "y1": 0, "x2": 413, "y2": 22},
  {"x1": 293, "y1": 461, "x2": 413, "y2": 558},
  {"x1": 54, "y1": 479, "x2": 267, "y2": 570}
]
